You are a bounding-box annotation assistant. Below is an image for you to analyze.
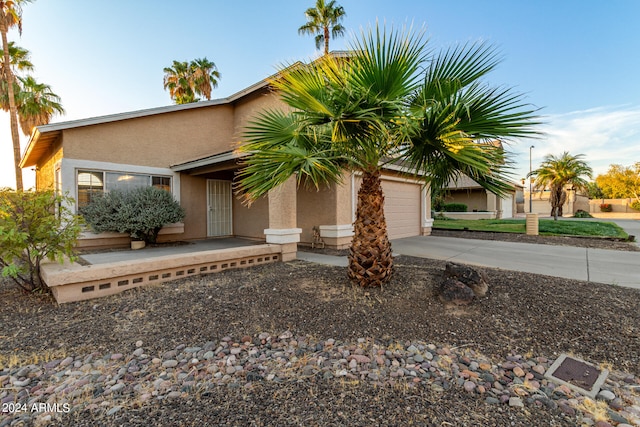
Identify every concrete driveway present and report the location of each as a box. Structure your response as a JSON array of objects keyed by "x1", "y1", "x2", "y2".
[{"x1": 391, "y1": 234, "x2": 640, "y2": 289}]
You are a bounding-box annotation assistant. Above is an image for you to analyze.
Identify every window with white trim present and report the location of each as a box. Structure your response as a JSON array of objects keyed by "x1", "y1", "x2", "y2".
[{"x1": 77, "y1": 170, "x2": 172, "y2": 208}]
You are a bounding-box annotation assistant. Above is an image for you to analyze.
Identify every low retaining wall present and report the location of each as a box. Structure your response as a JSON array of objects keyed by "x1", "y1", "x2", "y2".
[
  {"x1": 589, "y1": 199, "x2": 639, "y2": 214},
  {"x1": 588, "y1": 212, "x2": 640, "y2": 219},
  {"x1": 436, "y1": 211, "x2": 497, "y2": 220},
  {"x1": 42, "y1": 244, "x2": 282, "y2": 304},
  {"x1": 77, "y1": 223, "x2": 186, "y2": 250}
]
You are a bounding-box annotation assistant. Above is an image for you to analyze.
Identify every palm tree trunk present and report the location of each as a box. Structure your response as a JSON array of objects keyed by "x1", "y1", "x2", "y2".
[
  {"x1": 549, "y1": 185, "x2": 567, "y2": 221},
  {"x1": 323, "y1": 25, "x2": 330, "y2": 55},
  {"x1": 1, "y1": 25, "x2": 23, "y2": 191},
  {"x1": 348, "y1": 170, "x2": 393, "y2": 287}
]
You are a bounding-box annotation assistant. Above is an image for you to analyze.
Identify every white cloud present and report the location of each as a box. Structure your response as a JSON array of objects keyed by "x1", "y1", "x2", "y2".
[{"x1": 513, "y1": 106, "x2": 640, "y2": 180}]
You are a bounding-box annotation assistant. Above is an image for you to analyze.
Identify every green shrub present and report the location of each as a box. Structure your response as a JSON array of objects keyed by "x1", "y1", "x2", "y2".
[
  {"x1": 81, "y1": 186, "x2": 185, "y2": 243},
  {"x1": 599, "y1": 203, "x2": 612, "y2": 212},
  {"x1": 0, "y1": 189, "x2": 83, "y2": 292},
  {"x1": 573, "y1": 209, "x2": 593, "y2": 218},
  {"x1": 630, "y1": 200, "x2": 640, "y2": 211},
  {"x1": 442, "y1": 203, "x2": 468, "y2": 212}
]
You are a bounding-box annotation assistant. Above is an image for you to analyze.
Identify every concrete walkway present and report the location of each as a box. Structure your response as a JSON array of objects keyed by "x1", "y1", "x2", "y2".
[
  {"x1": 391, "y1": 236, "x2": 640, "y2": 289},
  {"x1": 299, "y1": 218, "x2": 640, "y2": 290}
]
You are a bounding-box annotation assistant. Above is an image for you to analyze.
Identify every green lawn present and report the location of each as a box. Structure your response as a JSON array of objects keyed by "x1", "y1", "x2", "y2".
[{"x1": 432, "y1": 218, "x2": 629, "y2": 239}]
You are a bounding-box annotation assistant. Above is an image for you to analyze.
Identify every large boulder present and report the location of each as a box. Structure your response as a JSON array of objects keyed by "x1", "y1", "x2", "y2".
[
  {"x1": 442, "y1": 262, "x2": 489, "y2": 297},
  {"x1": 439, "y1": 277, "x2": 475, "y2": 305}
]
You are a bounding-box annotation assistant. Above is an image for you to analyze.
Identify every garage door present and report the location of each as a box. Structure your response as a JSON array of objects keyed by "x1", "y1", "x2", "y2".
[
  {"x1": 501, "y1": 194, "x2": 513, "y2": 218},
  {"x1": 382, "y1": 180, "x2": 422, "y2": 239},
  {"x1": 354, "y1": 176, "x2": 422, "y2": 240}
]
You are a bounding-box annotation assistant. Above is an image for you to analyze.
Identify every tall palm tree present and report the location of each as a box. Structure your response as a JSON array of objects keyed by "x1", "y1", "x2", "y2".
[
  {"x1": 14, "y1": 75, "x2": 64, "y2": 135},
  {"x1": 237, "y1": 25, "x2": 540, "y2": 288},
  {"x1": 529, "y1": 152, "x2": 593, "y2": 220},
  {"x1": 298, "y1": 0, "x2": 346, "y2": 55},
  {"x1": 163, "y1": 57, "x2": 220, "y2": 104},
  {"x1": 0, "y1": 40, "x2": 32, "y2": 71},
  {"x1": 0, "y1": 45, "x2": 63, "y2": 136},
  {"x1": 0, "y1": 41, "x2": 33, "y2": 108},
  {"x1": 0, "y1": 0, "x2": 32, "y2": 191},
  {"x1": 190, "y1": 57, "x2": 220, "y2": 101},
  {"x1": 163, "y1": 60, "x2": 195, "y2": 104}
]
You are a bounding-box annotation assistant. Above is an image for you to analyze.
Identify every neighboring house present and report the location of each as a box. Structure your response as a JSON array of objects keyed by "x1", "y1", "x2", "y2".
[
  {"x1": 525, "y1": 187, "x2": 590, "y2": 216},
  {"x1": 20, "y1": 71, "x2": 433, "y2": 255},
  {"x1": 441, "y1": 175, "x2": 521, "y2": 219}
]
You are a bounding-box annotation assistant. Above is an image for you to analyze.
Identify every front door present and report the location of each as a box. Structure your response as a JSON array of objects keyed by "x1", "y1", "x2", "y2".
[{"x1": 207, "y1": 179, "x2": 232, "y2": 237}]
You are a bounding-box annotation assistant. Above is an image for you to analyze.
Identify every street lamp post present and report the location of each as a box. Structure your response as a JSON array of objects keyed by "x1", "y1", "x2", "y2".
[{"x1": 529, "y1": 145, "x2": 534, "y2": 213}]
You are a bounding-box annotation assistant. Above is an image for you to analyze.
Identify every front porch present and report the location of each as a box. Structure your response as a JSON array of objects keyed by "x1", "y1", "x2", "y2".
[{"x1": 42, "y1": 238, "x2": 283, "y2": 303}]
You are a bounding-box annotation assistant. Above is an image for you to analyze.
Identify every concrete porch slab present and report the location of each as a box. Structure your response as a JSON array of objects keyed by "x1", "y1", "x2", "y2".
[{"x1": 42, "y1": 242, "x2": 282, "y2": 303}]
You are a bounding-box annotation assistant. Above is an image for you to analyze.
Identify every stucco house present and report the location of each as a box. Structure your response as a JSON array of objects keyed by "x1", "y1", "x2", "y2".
[
  {"x1": 20, "y1": 73, "x2": 433, "y2": 259},
  {"x1": 439, "y1": 175, "x2": 521, "y2": 219}
]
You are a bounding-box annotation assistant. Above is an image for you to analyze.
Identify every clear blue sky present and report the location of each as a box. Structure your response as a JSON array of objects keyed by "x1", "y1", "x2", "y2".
[{"x1": 2, "y1": 0, "x2": 640, "y2": 189}]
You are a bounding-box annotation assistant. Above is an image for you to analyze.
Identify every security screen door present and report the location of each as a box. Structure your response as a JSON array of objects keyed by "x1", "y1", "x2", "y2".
[{"x1": 207, "y1": 180, "x2": 232, "y2": 237}]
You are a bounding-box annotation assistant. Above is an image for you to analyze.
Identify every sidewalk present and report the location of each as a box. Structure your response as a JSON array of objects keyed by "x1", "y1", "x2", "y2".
[
  {"x1": 390, "y1": 236, "x2": 640, "y2": 289},
  {"x1": 299, "y1": 225, "x2": 640, "y2": 290}
]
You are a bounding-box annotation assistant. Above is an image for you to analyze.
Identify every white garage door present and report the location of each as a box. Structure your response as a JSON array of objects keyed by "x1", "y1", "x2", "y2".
[
  {"x1": 354, "y1": 176, "x2": 422, "y2": 240},
  {"x1": 501, "y1": 194, "x2": 513, "y2": 218},
  {"x1": 382, "y1": 180, "x2": 422, "y2": 239}
]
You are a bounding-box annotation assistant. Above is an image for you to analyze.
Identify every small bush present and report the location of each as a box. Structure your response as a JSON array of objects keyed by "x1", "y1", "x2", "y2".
[
  {"x1": 573, "y1": 210, "x2": 593, "y2": 218},
  {"x1": 599, "y1": 203, "x2": 612, "y2": 212},
  {"x1": 442, "y1": 203, "x2": 468, "y2": 212},
  {"x1": 81, "y1": 186, "x2": 185, "y2": 243},
  {"x1": 0, "y1": 190, "x2": 83, "y2": 292},
  {"x1": 630, "y1": 200, "x2": 640, "y2": 211}
]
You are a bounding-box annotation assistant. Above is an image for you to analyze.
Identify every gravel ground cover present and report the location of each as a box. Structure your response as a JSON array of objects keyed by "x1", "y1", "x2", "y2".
[{"x1": 1, "y1": 233, "x2": 639, "y2": 426}]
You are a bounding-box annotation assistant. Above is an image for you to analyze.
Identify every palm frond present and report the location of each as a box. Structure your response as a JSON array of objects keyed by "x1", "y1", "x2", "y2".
[
  {"x1": 530, "y1": 151, "x2": 593, "y2": 192},
  {"x1": 236, "y1": 109, "x2": 345, "y2": 202}
]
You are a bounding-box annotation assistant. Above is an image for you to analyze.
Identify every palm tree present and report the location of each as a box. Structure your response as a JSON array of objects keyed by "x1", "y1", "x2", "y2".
[
  {"x1": 0, "y1": 41, "x2": 33, "y2": 110},
  {"x1": 529, "y1": 152, "x2": 593, "y2": 220},
  {"x1": 298, "y1": 0, "x2": 346, "y2": 55},
  {"x1": 163, "y1": 57, "x2": 220, "y2": 104},
  {"x1": 0, "y1": 0, "x2": 32, "y2": 191},
  {"x1": 163, "y1": 60, "x2": 195, "y2": 104},
  {"x1": 14, "y1": 75, "x2": 64, "y2": 135},
  {"x1": 0, "y1": 40, "x2": 32, "y2": 71},
  {"x1": 237, "y1": 26, "x2": 540, "y2": 288},
  {"x1": 190, "y1": 57, "x2": 220, "y2": 101},
  {"x1": 0, "y1": 45, "x2": 64, "y2": 136}
]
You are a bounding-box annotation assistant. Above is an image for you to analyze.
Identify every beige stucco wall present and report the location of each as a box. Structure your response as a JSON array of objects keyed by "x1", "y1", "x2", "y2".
[
  {"x1": 232, "y1": 90, "x2": 284, "y2": 143},
  {"x1": 62, "y1": 105, "x2": 235, "y2": 168},
  {"x1": 573, "y1": 195, "x2": 590, "y2": 212},
  {"x1": 525, "y1": 190, "x2": 590, "y2": 216},
  {"x1": 588, "y1": 198, "x2": 638, "y2": 213},
  {"x1": 297, "y1": 181, "x2": 340, "y2": 244},
  {"x1": 233, "y1": 194, "x2": 269, "y2": 240},
  {"x1": 178, "y1": 174, "x2": 208, "y2": 240},
  {"x1": 176, "y1": 174, "x2": 271, "y2": 241},
  {"x1": 446, "y1": 189, "x2": 488, "y2": 211},
  {"x1": 36, "y1": 140, "x2": 63, "y2": 191},
  {"x1": 335, "y1": 173, "x2": 354, "y2": 225}
]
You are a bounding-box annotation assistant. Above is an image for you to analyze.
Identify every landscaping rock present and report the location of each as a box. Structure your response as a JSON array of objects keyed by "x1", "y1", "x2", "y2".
[
  {"x1": 439, "y1": 278, "x2": 475, "y2": 305},
  {"x1": 597, "y1": 389, "x2": 615, "y2": 401},
  {"x1": 442, "y1": 262, "x2": 489, "y2": 297}
]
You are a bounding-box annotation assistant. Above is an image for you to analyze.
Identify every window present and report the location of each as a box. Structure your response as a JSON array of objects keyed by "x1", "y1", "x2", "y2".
[
  {"x1": 78, "y1": 171, "x2": 104, "y2": 208},
  {"x1": 77, "y1": 170, "x2": 172, "y2": 208},
  {"x1": 152, "y1": 176, "x2": 171, "y2": 192},
  {"x1": 105, "y1": 172, "x2": 149, "y2": 192}
]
